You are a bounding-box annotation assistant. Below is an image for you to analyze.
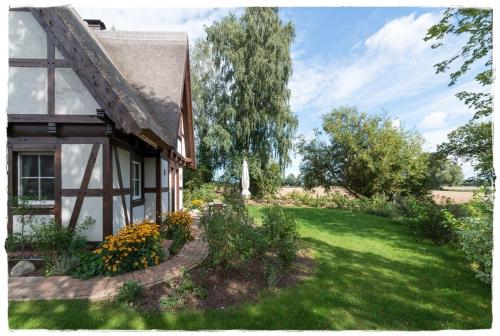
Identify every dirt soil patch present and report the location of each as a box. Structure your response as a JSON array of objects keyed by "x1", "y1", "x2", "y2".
[{"x1": 136, "y1": 247, "x2": 316, "y2": 312}]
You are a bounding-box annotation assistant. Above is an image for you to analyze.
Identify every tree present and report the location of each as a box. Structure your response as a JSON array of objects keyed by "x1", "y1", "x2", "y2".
[
  {"x1": 298, "y1": 106, "x2": 429, "y2": 198},
  {"x1": 426, "y1": 153, "x2": 464, "y2": 189},
  {"x1": 283, "y1": 173, "x2": 302, "y2": 187},
  {"x1": 424, "y1": 8, "x2": 493, "y2": 183},
  {"x1": 191, "y1": 8, "x2": 298, "y2": 197}
]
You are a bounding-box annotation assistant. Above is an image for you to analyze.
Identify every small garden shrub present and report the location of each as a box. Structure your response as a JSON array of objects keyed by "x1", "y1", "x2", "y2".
[
  {"x1": 184, "y1": 182, "x2": 219, "y2": 209},
  {"x1": 115, "y1": 280, "x2": 144, "y2": 306},
  {"x1": 161, "y1": 211, "x2": 193, "y2": 241},
  {"x1": 202, "y1": 193, "x2": 266, "y2": 269},
  {"x1": 29, "y1": 216, "x2": 95, "y2": 275},
  {"x1": 261, "y1": 206, "x2": 299, "y2": 266},
  {"x1": 95, "y1": 220, "x2": 164, "y2": 275},
  {"x1": 159, "y1": 268, "x2": 207, "y2": 310},
  {"x1": 191, "y1": 199, "x2": 204, "y2": 210}
]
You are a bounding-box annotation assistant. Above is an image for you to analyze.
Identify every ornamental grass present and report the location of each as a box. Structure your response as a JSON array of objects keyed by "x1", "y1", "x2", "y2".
[{"x1": 94, "y1": 220, "x2": 164, "y2": 275}]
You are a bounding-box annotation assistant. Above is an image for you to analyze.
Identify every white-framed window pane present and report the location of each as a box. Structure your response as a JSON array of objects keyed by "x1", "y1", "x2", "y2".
[
  {"x1": 134, "y1": 180, "x2": 140, "y2": 196},
  {"x1": 21, "y1": 155, "x2": 38, "y2": 177},
  {"x1": 21, "y1": 178, "x2": 38, "y2": 198},
  {"x1": 40, "y1": 178, "x2": 55, "y2": 200},
  {"x1": 40, "y1": 155, "x2": 54, "y2": 177}
]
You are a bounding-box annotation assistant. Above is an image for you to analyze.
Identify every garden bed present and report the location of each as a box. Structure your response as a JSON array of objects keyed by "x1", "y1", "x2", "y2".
[{"x1": 135, "y1": 247, "x2": 315, "y2": 312}]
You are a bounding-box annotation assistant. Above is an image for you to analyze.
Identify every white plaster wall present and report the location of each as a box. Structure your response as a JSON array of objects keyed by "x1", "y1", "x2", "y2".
[
  {"x1": 9, "y1": 11, "x2": 47, "y2": 59},
  {"x1": 144, "y1": 193, "x2": 156, "y2": 219},
  {"x1": 179, "y1": 168, "x2": 183, "y2": 188},
  {"x1": 61, "y1": 144, "x2": 102, "y2": 189},
  {"x1": 113, "y1": 147, "x2": 130, "y2": 188},
  {"x1": 144, "y1": 157, "x2": 156, "y2": 188},
  {"x1": 161, "y1": 159, "x2": 169, "y2": 188},
  {"x1": 8, "y1": 67, "x2": 47, "y2": 114},
  {"x1": 161, "y1": 191, "x2": 169, "y2": 213},
  {"x1": 179, "y1": 190, "x2": 183, "y2": 210},
  {"x1": 55, "y1": 68, "x2": 100, "y2": 115},
  {"x1": 55, "y1": 46, "x2": 64, "y2": 59},
  {"x1": 132, "y1": 205, "x2": 145, "y2": 223},
  {"x1": 113, "y1": 195, "x2": 130, "y2": 234},
  {"x1": 61, "y1": 196, "x2": 102, "y2": 241},
  {"x1": 13, "y1": 215, "x2": 54, "y2": 234}
]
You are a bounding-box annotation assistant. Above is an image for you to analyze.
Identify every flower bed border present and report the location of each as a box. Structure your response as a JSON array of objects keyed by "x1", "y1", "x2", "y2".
[{"x1": 8, "y1": 214, "x2": 208, "y2": 302}]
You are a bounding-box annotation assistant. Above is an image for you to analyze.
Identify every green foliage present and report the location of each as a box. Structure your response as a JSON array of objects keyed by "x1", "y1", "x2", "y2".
[
  {"x1": 192, "y1": 8, "x2": 298, "y2": 196},
  {"x1": 450, "y1": 191, "x2": 493, "y2": 283},
  {"x1": 202, "y1": 195, "x2": 265, "y2": 269},
  {"x1": 115, "y1": 281, "x2": 144, "y2": 307},
  {"x1": 426, "y1": 152, "x2": 464, "y2": 188},
  {"x1": 425, "y1": 8, "x2": 493, "y2": 182},
  {"x1": 298, "y1": 106, "x2": 429, "y2": 199},
  {"x1": 283, "y1": 173, "x2": 302, "y2": 187},
  {"x1": 261, "y1": 206, "x2": 299, "y2": 266},
  {"x1": 29, "y1": 217, "x2": 95, "y2": 275},
  {"x1": 251, "y1": 162, "x2": 283, "y2": 198},
  {"x1": 70, "y1": 250, "x2": 105, "y2": 280},
  {"x1": 183, "y1": 182, "x2": 218, "y2": 209}
]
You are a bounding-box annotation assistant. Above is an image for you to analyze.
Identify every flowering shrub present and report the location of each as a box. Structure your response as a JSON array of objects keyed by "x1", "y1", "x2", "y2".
[
  {"x1": 191, "y1": 199, "x2": 204, "y2": 209},
  {"x1": 94, "y1": 220, "x2": 164, "y2": 275},
  {"x1": 161, "y1": 211, "x2": 193, "y2": 241}
]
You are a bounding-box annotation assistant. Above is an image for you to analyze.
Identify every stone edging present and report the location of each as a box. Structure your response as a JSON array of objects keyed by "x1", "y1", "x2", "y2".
[{"x1": 8, "y1": 215, "x2": 208, "y2": 301}]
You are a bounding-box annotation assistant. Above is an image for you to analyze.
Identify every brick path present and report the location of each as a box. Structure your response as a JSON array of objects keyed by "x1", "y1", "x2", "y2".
[{"x1": 8, "y1": 215, "x2": 208, "y2": 301}]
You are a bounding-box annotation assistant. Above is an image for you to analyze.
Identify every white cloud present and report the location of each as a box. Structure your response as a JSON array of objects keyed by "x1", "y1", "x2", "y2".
[
  {"x1": 74, "y1": 7, "x2": 236, "y2": 42},
  {"x1": 289, "y1": 11, "x2": 463, "y2": 115},
  {"x1": 420, "y1": 111, "x2": 447, "y2": 129},
  {"x1": 421, "y1": 127, "x2": 454, "y2": 152}
]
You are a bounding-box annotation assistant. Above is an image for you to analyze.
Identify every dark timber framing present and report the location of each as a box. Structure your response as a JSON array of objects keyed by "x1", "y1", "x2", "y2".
[{"x1": 7, "y1": 7, "x2": 195, "y2": 241}]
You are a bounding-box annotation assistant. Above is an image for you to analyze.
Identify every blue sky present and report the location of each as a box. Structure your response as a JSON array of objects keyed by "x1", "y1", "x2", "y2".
[{"x1": 76, "y1": 6, "x2": 486, "y2": 177}]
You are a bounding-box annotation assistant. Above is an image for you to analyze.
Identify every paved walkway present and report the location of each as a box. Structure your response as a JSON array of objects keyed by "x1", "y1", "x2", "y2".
[{"x1": 8, "y1": 215, "x2": 208, "y2": 301}]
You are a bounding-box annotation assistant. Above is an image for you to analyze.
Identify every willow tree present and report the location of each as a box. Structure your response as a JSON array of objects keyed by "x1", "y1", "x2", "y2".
[{"x1": 192, "y1": 7, "x2": 298, "y2": 197}]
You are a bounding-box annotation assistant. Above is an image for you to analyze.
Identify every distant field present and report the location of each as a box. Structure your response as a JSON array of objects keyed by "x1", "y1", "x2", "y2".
[{"x1": 279, "y1": 187, "x2": 474, "y2": 204}]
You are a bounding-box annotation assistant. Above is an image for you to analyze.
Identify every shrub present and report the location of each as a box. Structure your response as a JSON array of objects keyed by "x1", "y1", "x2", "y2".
[
  {"x1": 161, "y1": 211, "x2": 193, "y2": 241},
  {"x1": 29, "y1": 217, "x2": 95, "y2": 275},
  {"x1": 95, "y1": 221, "x2": 164, "y2": 275},
  {"x1": 184, "y1": 183, "x2": 218, "y2": 209},
  {"x1": 191, "y1": 199, "x2": 204, "y2": 210},
  {"x1": 396, "y1": 195, "x2": 453, "y2": 244},
  {"x1": 202, "y1": 194, "x2": 266, "y2": 269},
  {"x1": 261, "y1": 206, "x2": 299, "y2": 266},
  {"x1": 115, "y1": 280, "x2": 144, "y2": 306},
  {"x1": 70, "y1": 251, "x2": 105, "y2": 279},
  {"x1": 451, "y1": 191, "x2": 493, "y2": 283}
]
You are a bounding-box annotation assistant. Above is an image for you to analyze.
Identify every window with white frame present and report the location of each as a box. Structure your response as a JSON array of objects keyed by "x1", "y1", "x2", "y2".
[
  {"x1": 132, "y1": 161, "x2": 142, "y2": 200},
  {"x1": 18, "y1": 153, "x2": 55, "y2": 204}
]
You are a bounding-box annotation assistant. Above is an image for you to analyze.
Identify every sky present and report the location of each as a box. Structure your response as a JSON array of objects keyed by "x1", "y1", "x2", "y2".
[{"x1": 75, "y1": 6, "x2": 488, "y2": 178}]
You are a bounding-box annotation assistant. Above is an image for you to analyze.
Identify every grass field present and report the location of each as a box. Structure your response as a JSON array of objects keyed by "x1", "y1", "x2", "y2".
[{"x1": 9, "y1": 206, "x2": 491, "y2": 330}]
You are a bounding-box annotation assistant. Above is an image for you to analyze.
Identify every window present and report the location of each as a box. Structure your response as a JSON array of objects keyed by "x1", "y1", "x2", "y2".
[
  {"x1": 132, "y1": 161, "x2": 142, "y2": 200},
  {"x1": 18, "y1": 153, "x2": 55, "y2": 205}
]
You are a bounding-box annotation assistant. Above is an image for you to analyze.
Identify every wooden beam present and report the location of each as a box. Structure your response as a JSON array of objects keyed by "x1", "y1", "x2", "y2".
[
  {"x1": 54, "y1": 144, "x2": 62, "y2": 227},
  {"x1": 68, "y1": 143, "x2": 100, "y2": 230},
  {"x1": 61, "y1": 189, "x2": 104, "y2": 197},
  {"x1": 7, "y1": 148, "x2": 14, "y2": 235},
  {"x1": 102, "y1": 140, "x2": 113, "y2": 237},
  {"x1": 47, "y1": 37, "x2": 55, "y2": 115},
  {"x1": 113, "y1": 146, "x2": 129, "y2": 226},
  {"x1": 155, "y1": 154, "x2": 161, "y2": 223},
  {"x1": 8, "y1": 114, "x2": 105, "y2": 124}
]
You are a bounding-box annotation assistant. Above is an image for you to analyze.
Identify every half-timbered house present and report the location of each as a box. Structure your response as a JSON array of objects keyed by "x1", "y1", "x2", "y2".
[{"x1": 7, "y1": 6, "x2": 196, "y2": 241}]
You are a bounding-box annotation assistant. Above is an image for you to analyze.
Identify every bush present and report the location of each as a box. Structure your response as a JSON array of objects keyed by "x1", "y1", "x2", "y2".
[
  {"x1": 29, "y1": 217, "x2": 95, "y2": 275},
  {"x1": 160, "y1": 211, "x2": 193, "y2": 241},
  {"x1": 184, "y1": 183, "x2": 219, "y2": 209},
  {"x1": 191, "y1": 199, "x2": 204, "y2": 210},
  {"x1": 396, "y1": 195, "x2": 453, "y2": 244},
  {"x1": 261, "y1": 206, "x2": 299, "y2": 266},
  {"x1": 202, "y1": 193, "x2": 266, "y2": 269},
  {"x1": 95, "y1": 221, "x2": 164, "y2": 275},
  {"x1": 70, "y1": 251, "x2": 105, "y2": 280},
  {"x1": 115, "y1": 280, "x2": 144, "y2": 306},
  {"x1": 451, "y1": 191, "x2": 493, "y2": 283}
]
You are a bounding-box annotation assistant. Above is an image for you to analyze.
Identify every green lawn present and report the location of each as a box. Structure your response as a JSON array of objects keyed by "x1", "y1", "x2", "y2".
[{"x1": 9, "y1": 206, "x2": 491, "y2": 330}]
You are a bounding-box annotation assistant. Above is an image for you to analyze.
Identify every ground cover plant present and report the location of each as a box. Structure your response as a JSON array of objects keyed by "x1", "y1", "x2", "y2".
[{"x1": 9, "y1": 206, "x2": 491, "y2": 330}]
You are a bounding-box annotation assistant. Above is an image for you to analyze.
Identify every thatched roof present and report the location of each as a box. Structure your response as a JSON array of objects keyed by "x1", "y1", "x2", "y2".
[{"x1": 54, "y1": 6, "x2": 190, "y2": 150}]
